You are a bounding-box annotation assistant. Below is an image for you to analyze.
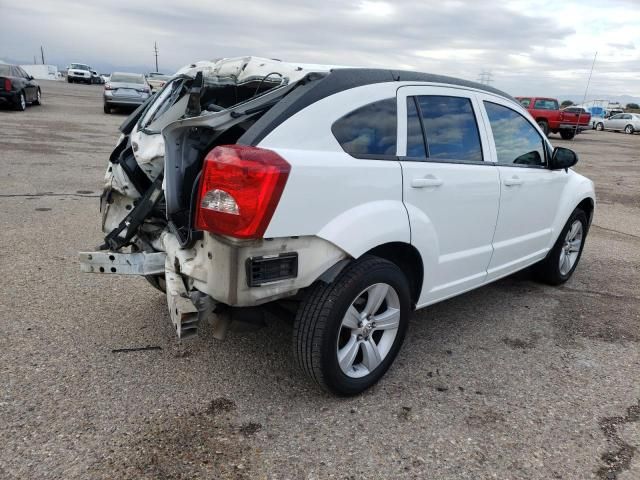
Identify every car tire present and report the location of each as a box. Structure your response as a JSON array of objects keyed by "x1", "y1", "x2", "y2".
[
  {"x1": 103, "y1": 103, "x2": 111, "y2": 114},
  {"x1": 624, "y1": 124, "x2": 634, "y2": 134},
  {"x1": 33, "y1": 89, "x2": 42, "y2": 106},
  {"x1": 560, "y1": 129, "x2": 575, "y2": 140},
  {"x1": 15, "y1": 91, "x2": 26, "y2": 111},
  {"x1": 596, "y1": 122, "x2": 604, "y2": 131},
  {"x1": 293, "y1": 255, "x2": 411, "y2": 396},
  {"x1": 534, "y1": 208, "x2": 588, "y2": 286},
  {"x1": 537, "y1": 120, "x2": 549, "y2": 136}
]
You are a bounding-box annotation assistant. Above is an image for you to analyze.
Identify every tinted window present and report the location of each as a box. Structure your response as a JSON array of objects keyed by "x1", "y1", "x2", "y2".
[
  {"x1": 533, "y1": 99, "x2": 558, "y2": 110},
  {"x1": 70, "y1": 64, "x2": 90, "y2": 70},
  {"x1": 518, "y1": 98, "x2": 531, "y2": 108},
  {"x1": 406, "y1": 98, "x2": 426, "y2": 157},
  {"x1": 610, "y1": 114, "x2": 622, "y2": 120},
  {"x1": 415, "y1": 95, "x2": 483, "y2": 162},
  {"x1": 484, "y1": 101, "x2": 545, "y2": 167},
  {"x1": 332, "y1": 98, "x2": 397, "y2": 157},
  {"x1": 622, "y1": 114, "x2": 632, "y2": 119},
  {"x1": 110, "y1": 73, "x2": 145, "y2": 84}
]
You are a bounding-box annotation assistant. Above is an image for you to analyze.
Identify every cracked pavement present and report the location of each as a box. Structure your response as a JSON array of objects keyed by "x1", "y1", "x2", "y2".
[{"x1": 0, "y1": 81, "x2": 638, "y2": 479}]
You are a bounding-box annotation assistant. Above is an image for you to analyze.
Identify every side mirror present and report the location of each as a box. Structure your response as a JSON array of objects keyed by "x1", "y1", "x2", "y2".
[{"x1": 550, "y1": 147, "x2": 578, "y2": 170}]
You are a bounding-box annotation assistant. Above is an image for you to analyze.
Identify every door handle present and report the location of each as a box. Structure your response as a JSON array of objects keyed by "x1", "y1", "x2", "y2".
[
  {"x1": 411, "y1": 176, "x2": 443, "y2": 188},
  {"x1": 503, "y1": 176, "x2": 523, "y2": 187}
]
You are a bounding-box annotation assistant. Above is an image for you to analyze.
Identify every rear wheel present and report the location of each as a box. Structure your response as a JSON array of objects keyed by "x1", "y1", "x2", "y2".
[
  {"x1": 560, "y1": 129, "x2": 575, "y2": 140},
  {"x1": 15, "y1": 92, "x2": 26, "y2": 111},
  {"x1": 596, "y1": 122, "x2": 604, "y2": 131},
  {"x1": 537, "y1": 120, "x2": 549, "y2": 136},
  {"x1": 624, "y1": 124, "x2": 634, "y2": 134},
  {"x1": 534, "y1": 208, "x2": 588, "y2": 285},
  {"x1": 294, "y1": 255, "x2": 411, "y2": 396}
]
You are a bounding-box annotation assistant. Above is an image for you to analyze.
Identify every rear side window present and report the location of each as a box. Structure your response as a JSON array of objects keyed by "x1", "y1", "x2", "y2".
[
  {"x1": 332, "y1": 98, "x2": 397, "y2": 157},
  {"x1": 484, "y1": 101, "x2": 546, "y2": 167},
  {"x1": 533, "y1": 98, "x2": 558, "y2": 110},
  {"x1": 414, "y1": 95, "x2": 483, "y2": 162}
]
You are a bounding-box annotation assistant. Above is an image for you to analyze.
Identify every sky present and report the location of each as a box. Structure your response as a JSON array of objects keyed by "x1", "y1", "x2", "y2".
[{"x1": 1, "y1": 0, "x2": 639, "y2": 99}]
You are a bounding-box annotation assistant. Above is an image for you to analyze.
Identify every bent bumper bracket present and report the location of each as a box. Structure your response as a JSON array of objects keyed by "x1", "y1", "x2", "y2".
[{"x1": 79, "y1": 251, "x2": 166, "y2": 275}]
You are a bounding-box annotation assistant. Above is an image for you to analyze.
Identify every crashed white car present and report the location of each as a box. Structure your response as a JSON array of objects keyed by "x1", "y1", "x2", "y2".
[{"x1": 81, "y1": 56, "x2": 595, "y2": 395}]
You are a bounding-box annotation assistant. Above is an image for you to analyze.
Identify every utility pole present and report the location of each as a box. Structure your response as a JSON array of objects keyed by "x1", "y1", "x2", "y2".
[
  {"x1": 477, "y1": 70, "x2": 494, "y2": 86},
  {"x1": 40, "y1": 46, "x2": 45, "y2": 65},
  {"x1": 153, "y1": 42, "x2": 159, "y2": 72},
  {"x1": 33, "y1": 55, "x2": 37, "y2": 65}
]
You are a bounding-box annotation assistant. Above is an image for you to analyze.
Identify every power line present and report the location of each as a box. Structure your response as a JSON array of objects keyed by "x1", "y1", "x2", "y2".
[
  {"x1": 477, "y1": 70, "x2": 494, "y2": 86},
  {"x1": 153, "y1": 42, "x2": 159, "y2": 73}
]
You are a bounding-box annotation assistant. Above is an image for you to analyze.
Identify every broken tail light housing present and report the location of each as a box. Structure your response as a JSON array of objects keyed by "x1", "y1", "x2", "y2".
[{"x1": 195, "y1": 145, "x2": 290, "y2": 239}]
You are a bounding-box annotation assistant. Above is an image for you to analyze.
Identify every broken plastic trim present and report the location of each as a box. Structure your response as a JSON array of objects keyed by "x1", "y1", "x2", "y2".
[{"x1": 185, "y1": 71, "x2": 203, "y2": 118}]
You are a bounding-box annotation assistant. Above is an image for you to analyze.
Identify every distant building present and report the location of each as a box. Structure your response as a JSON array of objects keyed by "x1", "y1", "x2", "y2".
[{"x1": 20, "y1": 64, "x2": 62, "y2": 81}]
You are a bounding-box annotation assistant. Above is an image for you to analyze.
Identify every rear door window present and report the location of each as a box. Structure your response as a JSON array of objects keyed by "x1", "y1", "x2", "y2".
[
  {"x1": 412, "y1": 95, "x2": 483, "y2": 162},
  {"x1": 484, "y1": 101, "x2": 546, "y2": 167},
  {"x1": 332, "y1": 98, "x2": 397, "y2": 157}
]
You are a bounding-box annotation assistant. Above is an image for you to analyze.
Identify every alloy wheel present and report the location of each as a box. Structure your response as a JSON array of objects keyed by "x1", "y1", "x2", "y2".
[
  {"x1": 336, "y1": 283, "x2": 400, "y2": 378},
  {"x1": 559, "y1": 220, "x2": 583, "y2": 276}
]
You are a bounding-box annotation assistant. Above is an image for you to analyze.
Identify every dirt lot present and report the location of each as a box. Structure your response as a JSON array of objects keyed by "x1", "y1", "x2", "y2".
[{"x1": 0, "y1": 80, "x2": 638, "y2": 480}]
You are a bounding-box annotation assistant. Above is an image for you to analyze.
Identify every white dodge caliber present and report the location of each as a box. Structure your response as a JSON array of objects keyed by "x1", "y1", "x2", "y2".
[{"x1": 81, "y1": 57, "x2": 595, "y2": 395}]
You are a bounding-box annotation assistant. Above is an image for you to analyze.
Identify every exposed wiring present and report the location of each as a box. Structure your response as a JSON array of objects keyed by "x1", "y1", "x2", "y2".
[{"x1": 252, "y1": 72, "x2": 284, "y2": 98}]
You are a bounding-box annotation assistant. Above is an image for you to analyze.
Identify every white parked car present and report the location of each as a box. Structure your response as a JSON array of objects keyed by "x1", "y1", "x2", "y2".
[
  {"x1": 595, "y1": 113, "x2": 640, "y2": 134},
  {"x1": 66, "y1": 63, "x2": 93, "y2": 84},
  {"x1": 80, "y1": 57, "x2": 595, "y2": 395}
]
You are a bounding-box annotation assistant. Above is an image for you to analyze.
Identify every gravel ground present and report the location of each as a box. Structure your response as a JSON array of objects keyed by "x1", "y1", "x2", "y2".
[{"x1": 0, "y1": 80, "x2": 638, "y2": 480}]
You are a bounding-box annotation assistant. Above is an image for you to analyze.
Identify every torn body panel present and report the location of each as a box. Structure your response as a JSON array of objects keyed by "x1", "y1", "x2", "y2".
[{"x1": 82, "y1": 57, "x2": 340, "y2": 338}]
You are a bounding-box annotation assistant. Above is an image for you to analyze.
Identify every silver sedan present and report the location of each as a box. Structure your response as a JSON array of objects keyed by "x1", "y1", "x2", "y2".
[
  {"x1": 103, "y1": 72, "x2": 151, "y2": 114},
  {"x1": 595, "y1": 113, "x2": 640, "y2": 134}
]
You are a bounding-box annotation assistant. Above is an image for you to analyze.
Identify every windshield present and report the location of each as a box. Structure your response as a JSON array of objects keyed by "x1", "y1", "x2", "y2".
[
  {"x1": 0, "y1": 65, "x2": 11, "y2": 76},
  {"x1": 111, "y1": 73, "x2": 145, "y2": 84},
  {"x1": 70, "y1": 64, "x2": 90, "y2": 70}
]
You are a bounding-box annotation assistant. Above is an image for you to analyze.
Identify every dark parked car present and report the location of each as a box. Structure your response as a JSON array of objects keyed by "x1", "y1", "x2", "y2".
[
  {"x1": 103, "y1": 72, "x2": 151, "y2": 113},
  {"x1": 0, "y1": 64, "x2": 41, "y2": 111}
]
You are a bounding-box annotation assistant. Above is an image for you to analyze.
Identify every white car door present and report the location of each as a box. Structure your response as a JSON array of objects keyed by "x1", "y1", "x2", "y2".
[
  {"x1": 477, "y1": 94, "x2": 570, "y2": 281},
  {"x1": 397, "y1": 86, "x2": 501, "y2": 305}
]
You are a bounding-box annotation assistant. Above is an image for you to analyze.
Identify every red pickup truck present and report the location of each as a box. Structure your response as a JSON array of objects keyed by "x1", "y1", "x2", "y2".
[{"x1": 516, "y1": 97, "x2": 591, "y2": 140}]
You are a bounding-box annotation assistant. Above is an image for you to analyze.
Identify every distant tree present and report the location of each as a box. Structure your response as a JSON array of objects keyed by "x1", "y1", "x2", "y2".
[
  {"x1": 626, "y1": 103, "x2": 639, "y2": 110},
  {"x1": 561, "y1": 100, "x2": 574, "y2": 107}
]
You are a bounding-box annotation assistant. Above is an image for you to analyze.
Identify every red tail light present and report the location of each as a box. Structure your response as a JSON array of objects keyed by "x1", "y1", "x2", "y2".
[
  {"x1": 4, "y1": 78, "x2": 10, "y2": 91},
  {"x1": 195, "y1": 145, "x2": 290, "y2": 239}
]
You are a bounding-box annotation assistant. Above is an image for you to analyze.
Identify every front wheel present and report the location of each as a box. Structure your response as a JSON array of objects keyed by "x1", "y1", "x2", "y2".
[
  {"x1": 537, "y1": 120, "x2": 549, "y2": 136},
  {"x1": 33, "y1": 89, "x2": 41, "y2": 105},
  {"x1": 294, "y1": 255, "x2": 411, "y2": 396},
  {"x1": 624, "y1": 124, "x2": 634, "y2": 134},
  {"x1": 560, "y1": 129, "x2": 576, "y2": 140},
  {"x1": 534, "y1": 208, "x2": 588, "y2": 285},
  {"x1": 596, "y1": 122, "x2": 604, "y2": 131}
]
